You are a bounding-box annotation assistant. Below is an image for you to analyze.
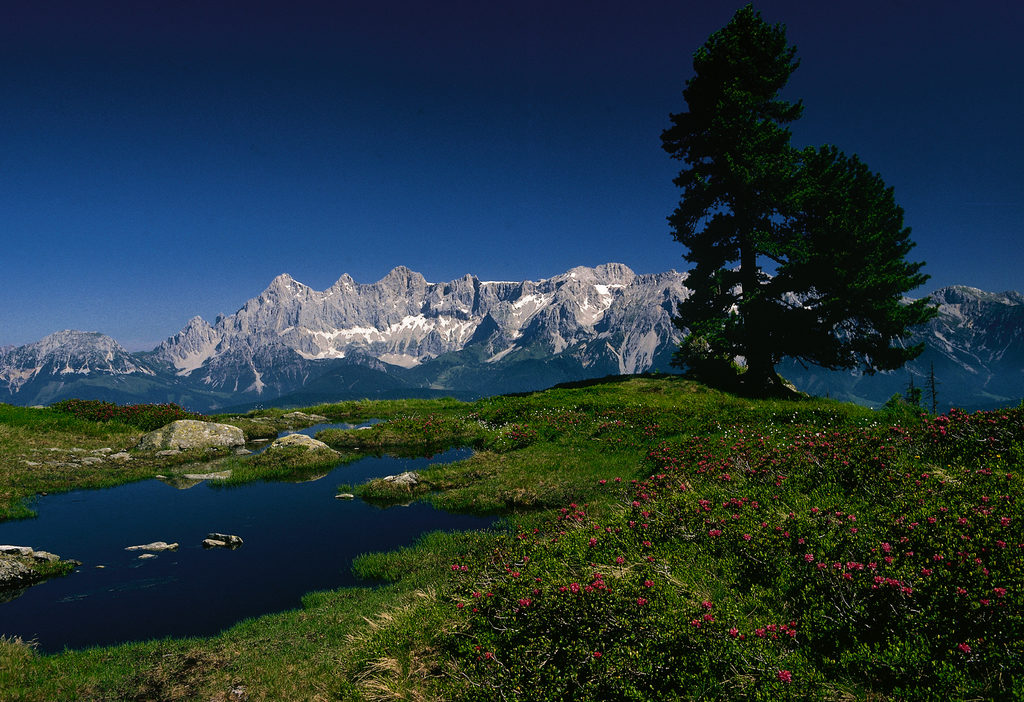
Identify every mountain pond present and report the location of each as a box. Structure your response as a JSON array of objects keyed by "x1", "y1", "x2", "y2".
[{"x1": 0, "y1": 422, "x2": 493, "y2": 652}]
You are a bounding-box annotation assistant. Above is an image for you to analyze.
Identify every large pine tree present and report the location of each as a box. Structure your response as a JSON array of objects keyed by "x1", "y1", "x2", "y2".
[{"x1": 661, "y1": 5, "x2": 935, "y2": 395}]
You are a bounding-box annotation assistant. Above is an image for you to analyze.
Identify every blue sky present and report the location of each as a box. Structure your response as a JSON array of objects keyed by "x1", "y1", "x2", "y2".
[{"x1": 2, "y1": 0, "x2": 1021, "y2": 350}]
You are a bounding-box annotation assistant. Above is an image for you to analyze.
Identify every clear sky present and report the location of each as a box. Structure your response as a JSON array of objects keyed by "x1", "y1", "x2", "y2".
[{"x1": 2, "y1": 0, "x2": 1021, "y2": 350}]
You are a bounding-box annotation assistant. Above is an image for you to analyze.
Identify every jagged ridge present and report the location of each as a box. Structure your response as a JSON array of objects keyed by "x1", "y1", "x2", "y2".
[{"x1": 1, "y1": 271, "x2": 1021, "y2": 412}]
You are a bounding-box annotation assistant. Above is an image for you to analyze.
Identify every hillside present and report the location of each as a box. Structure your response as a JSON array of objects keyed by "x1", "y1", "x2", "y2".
[{"x1": 0, "y1": 377, "x2": 1020, "y2": 699}]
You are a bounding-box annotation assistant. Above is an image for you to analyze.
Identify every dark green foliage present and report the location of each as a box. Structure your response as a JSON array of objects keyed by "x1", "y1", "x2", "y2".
[
  {"x1": 905, "y1": 375, "x2": 923, "y2": 407},
  {"x1": 663, "y1": 5, "x2": 935, "y2": 395},
  {"x1": 50, "y1": 399, "x2": 205, "y2": 432},
  {"x1": 779, "y1": 146, "x2": 935, "y2": 371}
]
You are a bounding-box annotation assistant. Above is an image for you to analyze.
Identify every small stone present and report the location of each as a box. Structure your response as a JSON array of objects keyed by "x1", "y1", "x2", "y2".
[
  {"x1": 22, "y1": 461, "x2": 40, "y2": 466},
  {"x1": 80, "y1": 456, "x2": 104, "y2": 465},
  {"x1": 110, "y1": 452, "x2": 132, "y2": 461},
  {"x1": 335, "y1": 493, "x2": 355, "y2": 500},
  {"x1": 91, "y1": 448, "x2": 113, "y2": 455},
  {"x1": 156, "y1": 449, "x2": 181, "y2": 456},
  {"x1": 234, "y1": 448, "x2": 252, "y2": 455},
  {"x1": 138, "y1": 554, "x2": 157, "y2": 560},
  {"x1": 0, "y1": 546, "x2": 34, "y2": 557},
  {"x1": 31, "y1": 551, "x2": 60, "y2": 563}
]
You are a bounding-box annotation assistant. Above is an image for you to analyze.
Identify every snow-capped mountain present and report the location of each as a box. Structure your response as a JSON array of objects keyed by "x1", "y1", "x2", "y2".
[
  {"x1": 0, "y1": 331, "x2": 157, "y2": 401},
  {"x1": 0, "y1": 264, "x2": 690, "y2": 410},
  {"x1": 1, "y1": 268, "x2": 1021, "y2": 412},
  {"x1": 153, "y1": 263, "x2": 680, "y2": 371}
]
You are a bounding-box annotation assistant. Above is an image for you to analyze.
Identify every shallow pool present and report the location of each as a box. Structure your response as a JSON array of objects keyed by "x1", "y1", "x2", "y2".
[{"x1": 0, "y1": 445, "x2": 487, "y2": 652}]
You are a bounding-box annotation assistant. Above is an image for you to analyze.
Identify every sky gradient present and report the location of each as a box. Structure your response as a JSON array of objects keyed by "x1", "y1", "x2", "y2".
[{"x1": 3, "y1": 0, "x2": 1022, "y2": 350}]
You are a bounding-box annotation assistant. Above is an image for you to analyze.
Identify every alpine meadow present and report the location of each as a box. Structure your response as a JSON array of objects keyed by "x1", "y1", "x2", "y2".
[{"x1": 0, "y1": 5, "x2": 1021, "y2": 702}]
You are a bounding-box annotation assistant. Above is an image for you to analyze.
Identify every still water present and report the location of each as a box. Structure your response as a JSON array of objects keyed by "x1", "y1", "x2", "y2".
[{"x1": 0, "y1": 426, "x2": 488, "y2": 652}]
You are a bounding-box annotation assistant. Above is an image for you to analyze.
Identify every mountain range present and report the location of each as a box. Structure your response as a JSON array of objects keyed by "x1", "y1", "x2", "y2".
[{"x1": 1, "y1": 264, "x2": 1021, "y2": 412}]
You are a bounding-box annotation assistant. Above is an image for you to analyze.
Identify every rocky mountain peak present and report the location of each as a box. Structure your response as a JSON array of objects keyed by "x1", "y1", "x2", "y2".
[
  {"x1": 32, "y1": 330, "x2": 123, "y2": 355},
  {"x1": 378, "y1": 266, "x2": 428, "y2": 291},
  {"x1": 330, "y1": 273, "x2": 356, "y2": 291},
  {"x1": 2, "y1": 266, "x2": 1019, "y2": 413},
  {"x1": 0, "y1": 330, "x2": 153, "y2": 394}
]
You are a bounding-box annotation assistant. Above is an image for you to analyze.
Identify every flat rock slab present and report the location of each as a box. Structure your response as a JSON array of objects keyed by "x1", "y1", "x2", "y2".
[
  {"x1": 283, "y1": 411, "x2": 329, "y2": 423},
  {"x1": 138, "y1": 420, "x2": 246, "y2": 451},
  {"x1": 125, "y1": 541, "x2": 179, "y2": 552},
  {"x1": 203, "y1": 533, "x2": 243, "y2": 549},
  {"x1": 182, "y1": 470, "x2": 233, "y2": 481}
]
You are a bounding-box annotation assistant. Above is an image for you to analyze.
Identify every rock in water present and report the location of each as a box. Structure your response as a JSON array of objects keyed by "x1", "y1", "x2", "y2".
[
  {"x1": 125, "y1": 541, "x2": 179, "y2": 552},
  {"x1": 137, "y1": 420, "x2": 246, "y2": 451},
  {"x1": 1, "y1": 546, "x2": 81, "y2": 594},
  {"x1": 202, "y1": 533, "x2": 243, "y2": 549}
]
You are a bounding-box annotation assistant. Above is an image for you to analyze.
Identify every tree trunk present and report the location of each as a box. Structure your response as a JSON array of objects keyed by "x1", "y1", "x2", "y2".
[{"x1": 738, "y1": 227, "x2": 776, "y2": 396}]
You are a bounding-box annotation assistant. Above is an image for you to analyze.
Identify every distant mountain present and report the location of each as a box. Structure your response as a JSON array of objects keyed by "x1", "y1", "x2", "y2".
[
  {"x1": 1, "y1": 269, "x2": 1020, "y2": 412},
  {"x1": 0, "y1": 265, "x2": 690, "y2": 411},
  {"x1": 780, "y1": 286, "x2": 1024, "y2": 411}
]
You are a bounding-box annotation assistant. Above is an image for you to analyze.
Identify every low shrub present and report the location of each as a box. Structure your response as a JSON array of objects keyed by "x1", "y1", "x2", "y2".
[{"x1": 50, "y1": 399, "x2": 205, "y2": 432}]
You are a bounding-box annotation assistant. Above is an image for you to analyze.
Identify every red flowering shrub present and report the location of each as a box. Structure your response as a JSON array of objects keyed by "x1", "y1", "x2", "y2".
[
  {"x1": 442, "y1": 408, "x2": 1022, "y2": 700},
  {"x1": 50, "y1": 399, "x2": 205, "y2": 432}
]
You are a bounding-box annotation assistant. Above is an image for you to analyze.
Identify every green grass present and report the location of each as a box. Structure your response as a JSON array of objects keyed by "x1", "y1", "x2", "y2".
[
  {"x1": 0, "y1": 379, "x2": 1020, "y2": 700},
  {"x1": 216, "y1": 446, "x2": 361, "y2": 486},
  {"x1": 0, "y1": 404, "x2": 355, "y2": 519},
  {"x1": 0, "y1": 404, "x2": 150, "y2": 520}
]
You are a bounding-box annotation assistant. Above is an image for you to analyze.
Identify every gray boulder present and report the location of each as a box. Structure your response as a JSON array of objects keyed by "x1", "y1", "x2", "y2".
[
  {"x1": 266, "y1": 433, "x2": 337, "y2": 453},
  {"x1": 137, "y1": 420, "x2": 245, "y2": 451},
  {"x1": 0, "y1": 558, "x2": 36, "y2": 589},
  {"x1": 1, "y1": 546, "x2": 81, "y2": 595},
  {"x1": 382, "y1": 471, "x2": 420, "y2": 487}
]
